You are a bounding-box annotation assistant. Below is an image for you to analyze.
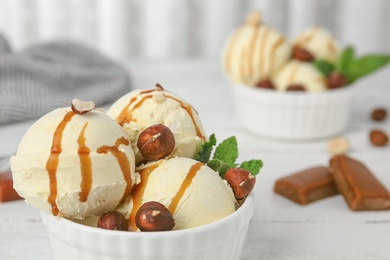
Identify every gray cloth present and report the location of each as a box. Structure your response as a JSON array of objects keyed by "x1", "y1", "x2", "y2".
[{"x1": 0, "y1": 34, "x2": 131, "y2": 125}]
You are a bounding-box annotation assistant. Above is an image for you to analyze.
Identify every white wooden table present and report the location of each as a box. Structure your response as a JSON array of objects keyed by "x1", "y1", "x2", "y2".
[{"x1": 1, "y1": 60, "x2": 390, "y2": 260}]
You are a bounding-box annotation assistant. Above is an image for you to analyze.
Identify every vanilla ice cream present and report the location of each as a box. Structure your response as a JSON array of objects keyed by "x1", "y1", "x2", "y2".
[
  {"x1": 11, "y1": 107, "x2": 137, "y2": 219},
  {"x1": 294, "y1": 26, "x2": 339, "y2": 63},
  {"x1": 274, "y1": 60, "x2": 327, "y2": 92},
  {"x1": 223, "y1": 11, "x2": 292, "y2": 86},
  {"x1": 116, "y1": 157, "x2": 236, "y2": 231},
  {"x1": 107, "y1": 85, "x2": 206, "y2": 165}
]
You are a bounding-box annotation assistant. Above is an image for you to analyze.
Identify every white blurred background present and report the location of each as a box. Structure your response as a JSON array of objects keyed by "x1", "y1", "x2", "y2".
[{"x1": 0, "y1": 0, "x2": 389, "y2": 61}]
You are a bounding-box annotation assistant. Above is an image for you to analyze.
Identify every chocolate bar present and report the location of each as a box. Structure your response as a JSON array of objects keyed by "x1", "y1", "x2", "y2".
[
  {"x1": 274, "y1": 166, "x2": 339, "y2": 205},
  {"x1": 0, "y1": 171, "x2": 23, "y2": 203},
  {"x1": 329, "y1": 155, "x2": 390, "y2": 211}
]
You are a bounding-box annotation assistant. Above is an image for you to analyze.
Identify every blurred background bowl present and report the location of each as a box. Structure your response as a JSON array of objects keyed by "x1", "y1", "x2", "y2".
[{"x1": 231, "y1": 85, "x2": 355, "y2": 140}]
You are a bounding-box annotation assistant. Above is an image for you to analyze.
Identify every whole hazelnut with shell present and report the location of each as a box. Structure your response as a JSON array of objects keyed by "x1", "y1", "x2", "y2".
[
  {"x1": 137, "y1": 124, "x2": 175, "y2": 161},
  {"x1": 224, "y1": 168, "x2": 256, "y2": 200},
  {"x1": 97, "y1": 211, "x2": 128, "y2": 231},
  {"x1": 135, "y1": 201, "x2": 175, "y2": 232}
]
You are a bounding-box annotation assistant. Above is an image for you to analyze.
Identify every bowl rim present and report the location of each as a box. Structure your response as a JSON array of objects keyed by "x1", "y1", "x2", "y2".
[{"x1": 41, "y1": 192, "x2": 254, "y2": 238}]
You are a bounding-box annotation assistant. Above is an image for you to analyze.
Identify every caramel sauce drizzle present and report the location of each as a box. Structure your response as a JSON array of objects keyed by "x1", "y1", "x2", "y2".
[
  {"x1": 288, "y1": 62, "x2": 300, "y2": 84},
  {"x1": 116, "y1": 88, "x2": 205, "y2": 141},
  {"x1": 303, "y1": 26, "x2": 319, "y2": 44},
  {"x1": 166, "y1": 96, "x2": 205, "y2": 141},
  {"x1": 45, "y1": 111, "x2": 75, "y2": 216},
  {"x1": 116, "y1": 96, "x2": 137, "y2": 126},
  {"x1": 259, "y1": 28, "x2": 269, "y2": 79},
  {"x1": 268, "y1": 37, "x2": 285, "y2": 76},
  {"x1": 116, "y1": 89, "x2": 161, "y2": 126},
  {"x1": 128, "y1": 162, "x2": 160, "y2": 229},
  {"x1": 168, "y1": 162, "x2": 204, "y2": 213},
  {"x1": 327, "y1": 39, "x2": 336, "y2": 56},
  {"x1": 247, "y1": 25, "x2": 260, "y2": 79},
  {"x1": 77, "y1": 122, "x2": 92, "y2": 203},
  {"x1": 96, "y1": 137, "x2": 132, "y2": 202}
]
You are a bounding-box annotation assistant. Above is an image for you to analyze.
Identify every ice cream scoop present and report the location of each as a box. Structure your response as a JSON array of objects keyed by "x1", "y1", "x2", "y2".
[
  {"x1": 116, "y1": 157, "x2": 236, "y2": 231},
  {"x1": 223, "y1": 11, "x2": 292, "y2": 86},
  {"x1": 294, "y1": 26, "x2": 339, "y2": 63},
  {"x1": 11, "y1": 103, "x2": 137, "y2": 219},
  {"x1": 273, "y1": 60, "x2": 327, "y2": 92},
  {"x1": 107, "y1": 85, "x2": 206, "y2": 165}
]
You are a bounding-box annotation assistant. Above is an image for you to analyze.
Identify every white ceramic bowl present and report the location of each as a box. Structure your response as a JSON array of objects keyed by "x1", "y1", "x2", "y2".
[
  {"x1": 231, "y1": 85, "x2": 355, "y2": 140},
  {"x1": 40, "y1": 193, "x2": 254, "y2": 260}
]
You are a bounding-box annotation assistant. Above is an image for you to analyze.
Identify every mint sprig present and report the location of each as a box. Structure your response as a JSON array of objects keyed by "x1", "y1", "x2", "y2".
[
  {"x1": 196, "y1": 134, "x2": 263, "y2": 178},
  {"x1": 314, "y1": 60, "x2": 334, "y2": 77},
  {"x1": 196, "y1": 133, "x2": 216, "y2": 163},
  {"x1": 314, "y1": 46, "x2": 390, "y2": 85}
]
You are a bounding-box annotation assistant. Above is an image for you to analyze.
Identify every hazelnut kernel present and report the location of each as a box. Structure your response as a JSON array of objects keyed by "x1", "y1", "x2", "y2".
[
  {"x1": 327, "y1": 72, "x2": 347, "y2": 89},
  {"x1": 371, "y1": 108, "x2": 387, "y2": 122},
  {"x1": 135, "y1": 201, "x2": 175, "y2": 232},
  {"x1": 255, "y1": 79, "x2": 276, "y2": 90},
  {"x1": 370, "y1": 129, "x2": 389, "y2": 147},
  {"x1": 71, "y1": 99, "x2": 96, "y2": 114},
  {"x1": 224, "y1": 168, "x2": 256, "y2": 200},
  {"x1": 137, "y1": 124, "x2": 175, "y2": 161},
  {"x1": 286, "y1": 84, "x2": 306, "y2": 91},
  {"x1": 327, "y1": 137, "x2": 349, "y2": 155},
  {"x1": 97, "y1": 211, "x2": 128, "y2": 231},
  {"x1": 292, "y1": 46, "x2": 314, "y2": 62}
]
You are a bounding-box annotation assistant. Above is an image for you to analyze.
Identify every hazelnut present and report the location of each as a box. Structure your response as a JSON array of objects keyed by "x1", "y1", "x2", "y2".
[
  {"x1": 137, "y1": 124, "x2": 175, "y2": 161},
  {"x1": 327, "y1": 72, "x2": 347, "y2": 89},
  {"x1": 327, "y1": 137, "x2": 349, "y2": 155},
  {"x1": 71, "y1": 98, "x2": 96, "y2": 114},
  {"x1": 255, "y1": 79, "x2": 276, "y2": 90},
  {"x1": 97, "y1": 211, "x2": 128, "y2": 231},
  {"x1": 370, "y1": 129, "x2": 389, "y2": 147},
  {"x1": 292, "y1": 46, "x2": 314, "y2": 62},
  {"x1": 371, "y1": 108, "x2": 387, "y2": 121},
  {"x1": 135, "y1": 201, "x2": 175, "y2": 232},
  {"x1": 155, "y1": 83, "x2": 164, "y2": 91},
  {"x1": 224, "y1": 168, "x2": 256, "y2": 199},
  {"x1": 286, "y1": 84, "x2": 306, "y2": 91}
]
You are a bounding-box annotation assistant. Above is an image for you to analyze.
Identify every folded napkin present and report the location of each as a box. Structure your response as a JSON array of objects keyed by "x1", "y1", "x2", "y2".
[{"x1": 0, "y1": 33, "x2": 131, "y2": 125}]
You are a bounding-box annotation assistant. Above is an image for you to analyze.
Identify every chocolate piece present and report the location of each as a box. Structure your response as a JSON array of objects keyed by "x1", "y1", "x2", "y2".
[
  {"x1": 0, "y1": 171, "x2": 23, "y2": 203},
  {"x1": 329, "y1": 155, "x2": 390, "y2": 211},
  {"x1": 274, "y1": 166, "x2": 339, "y2": 205}
]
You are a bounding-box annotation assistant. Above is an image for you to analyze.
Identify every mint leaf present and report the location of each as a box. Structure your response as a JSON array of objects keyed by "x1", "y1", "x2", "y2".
[
  {"x1": 337, "y1": 46, "x2": 355, "y2": 75},
  {"x1": 207, "y1": 159, "x2": 232, "y2": 178},
  {"x1": 195, "y1": 134, "x2": 216, "y2": 163},
  {"x1": 240, "y1": 160, "x2": 263, "y2": 176},
  {"x1": 213, "y1": 136, "x2": 238, "y2": 168},
  {"x1": 314, "y1": 60, "x2": 335, "y2": 77},
  {"x1": 348, "y1": 55, "x2": 390, "y2": 82}
]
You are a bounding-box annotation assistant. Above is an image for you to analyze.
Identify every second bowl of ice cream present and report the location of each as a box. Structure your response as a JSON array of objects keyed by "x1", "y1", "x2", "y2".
[{"x1": 223, "y1": 11, "x2": 389, "y2": 140}]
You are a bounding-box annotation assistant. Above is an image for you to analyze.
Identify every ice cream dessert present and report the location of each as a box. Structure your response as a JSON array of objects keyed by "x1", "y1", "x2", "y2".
[
  {"x1": 273, "y1": 60, "x2": 327, "y2": 92},
  {"x1": 225, "y1": 11, "x2": 390, "y2": 93},
  {"x1": 10, "y1": 86, "x2": 262, "y2": 234},
  {"x1": 293, "y1": 26, "x2": 339, "y2": 63},
  {"x1": 117, "y1": 157, "x2": 236, "y2": 231},
  {"x1": 223, "y1": 11, "x2": 292, "y2": 86},
  {"x1": 10, "y1": 99, "x2": 137, "y2": 219},
  {"x1": 107, "y1": 84, "x2": 206, "y2": 165}
]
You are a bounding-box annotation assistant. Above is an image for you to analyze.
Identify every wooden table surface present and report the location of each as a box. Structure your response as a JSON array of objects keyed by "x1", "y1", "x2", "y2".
[{"x1": 1, "y1": 60, "x2": 389, "y2": 260}]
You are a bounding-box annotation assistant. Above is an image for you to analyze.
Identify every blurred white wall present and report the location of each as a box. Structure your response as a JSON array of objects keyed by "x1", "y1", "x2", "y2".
[{"x1": 0, "y1": 0, "x2": 389, "y2": 60}]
